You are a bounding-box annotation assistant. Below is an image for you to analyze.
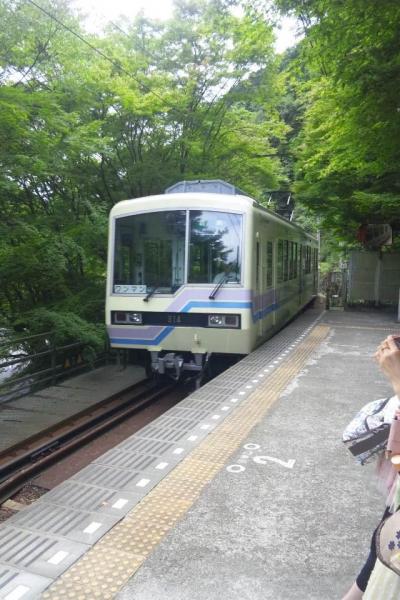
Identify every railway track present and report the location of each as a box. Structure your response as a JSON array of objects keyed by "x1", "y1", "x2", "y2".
[{"x1": 0, "y1": 378, "x2": 177, "y2": 504}]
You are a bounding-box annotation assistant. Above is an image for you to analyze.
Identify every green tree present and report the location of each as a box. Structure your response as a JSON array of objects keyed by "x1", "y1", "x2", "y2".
[
  {"x1": 0, "y1": 0, "x2": 287, "y2": 346},
  {"x1": 275, "y1": 0, "x2": 400, "y2": 241}
]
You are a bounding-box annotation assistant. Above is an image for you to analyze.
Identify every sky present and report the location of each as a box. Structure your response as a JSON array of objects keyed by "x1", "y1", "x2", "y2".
[{"x1": 70, "y1": 0, "x2": 301, "y2": 53}]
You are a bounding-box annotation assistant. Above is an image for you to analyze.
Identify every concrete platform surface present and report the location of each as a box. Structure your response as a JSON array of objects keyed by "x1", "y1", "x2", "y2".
[
  {"x1": 117, "y1": 309, "x2": 399, "y2": 600},
  {"x1": 0, "y1": 364, "x2": 146, "y2": 452}
]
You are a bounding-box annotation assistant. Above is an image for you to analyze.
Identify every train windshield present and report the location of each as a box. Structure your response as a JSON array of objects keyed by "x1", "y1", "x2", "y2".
[
  {"x1": 188, "y1": 211, "x2": 242, "y2": 284},
  {"x1": 113, "y1": 209, "x2": 242, "y2": 294},
  {"x1": 113, "y1": 210, "x2": 186, "y2": 294}
]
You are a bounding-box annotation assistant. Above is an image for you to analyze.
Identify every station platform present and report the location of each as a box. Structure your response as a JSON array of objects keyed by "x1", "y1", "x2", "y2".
[
  {"x1": 0, "y1": 306, "x2": 398, "y2": 600},
  {"x1": 0, "y1": 365, "x2": 146, "y2": 453}
]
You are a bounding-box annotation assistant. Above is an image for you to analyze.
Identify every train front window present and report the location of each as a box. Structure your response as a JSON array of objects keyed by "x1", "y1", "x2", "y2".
[
  {"x1": 188, "y1": 211, "x2": 242, "y2": 284},
  {"x1": 113, "y1": 210, "x2": 186, "y2": 294}
]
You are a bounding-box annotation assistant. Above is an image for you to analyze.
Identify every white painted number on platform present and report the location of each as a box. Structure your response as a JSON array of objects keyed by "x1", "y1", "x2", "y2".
[
  {"x1": 226, "y1": 443, "x2": 295, "y2": 473},
  {"x1": 253, "y1": 456, "x2": 296, "y2": 469},
  {"x1": 226, "y1": 464, "x2": 246, "y2": 473},
  {"x1": 244, "y1": 443, "x2": 261, "y2": 450}
]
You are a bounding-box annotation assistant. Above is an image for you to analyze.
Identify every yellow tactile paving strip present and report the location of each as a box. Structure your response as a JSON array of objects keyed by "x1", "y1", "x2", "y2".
[{"x1": 42, "y1": 324, "x2": 329, "y2": 600}]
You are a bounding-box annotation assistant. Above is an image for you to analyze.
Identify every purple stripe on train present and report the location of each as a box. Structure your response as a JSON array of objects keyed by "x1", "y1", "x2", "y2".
[
  {"x1": 107, "y1": 287, "x2": 299, "y2": 342},
  {"x1": 108, "y1": 287, "x2": 253, "y2": 340},
  {"x1": 251, "y1": 288, "x2": 276, "y2": 313},
  {"x1": 108, "y1": 325, "x2": 167, "y2": 340}
]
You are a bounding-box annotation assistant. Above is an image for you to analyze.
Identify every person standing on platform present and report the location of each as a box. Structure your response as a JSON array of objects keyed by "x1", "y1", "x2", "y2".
[{"x1": 342, "y1": 334, "x2": 400, "y2": 600}]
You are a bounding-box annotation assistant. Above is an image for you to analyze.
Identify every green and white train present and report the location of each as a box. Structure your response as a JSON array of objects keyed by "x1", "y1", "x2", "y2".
[{"x1": 106, "y1": 180, "x2": 318, "y2": 380}]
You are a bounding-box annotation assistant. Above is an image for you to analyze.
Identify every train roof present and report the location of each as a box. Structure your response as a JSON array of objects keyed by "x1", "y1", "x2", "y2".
[
  {"x1": 111, "y1": 187, "x2": 317, "y2": 243},
  {"x1": 165, "y1": 179, "x2": 247, "y2": 196}
]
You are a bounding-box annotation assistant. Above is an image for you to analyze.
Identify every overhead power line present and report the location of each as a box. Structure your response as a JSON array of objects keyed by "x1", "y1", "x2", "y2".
[
  {"x1": 26, "y1": 0, "x2": 170, "y2": 107},
  {"x1": 24, "y1": 0, "x2": 249, "y2": 143}
]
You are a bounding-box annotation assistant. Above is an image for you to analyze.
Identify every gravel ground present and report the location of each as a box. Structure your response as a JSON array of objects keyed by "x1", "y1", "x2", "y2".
[
  {"x1": 12, "y1": 483, "x2": 49, "y2": 505},
  {"x1": 0, "y1": 385, "x2": 190, "y2": 523},
  {"x1": 0, "y1": 506, "x2": 17, "y2": 523}
]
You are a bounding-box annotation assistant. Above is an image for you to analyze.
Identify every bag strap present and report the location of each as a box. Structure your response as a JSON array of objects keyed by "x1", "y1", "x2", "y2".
[{"x1": 347, "y1": 423, "x2": 390, "y2": 457}]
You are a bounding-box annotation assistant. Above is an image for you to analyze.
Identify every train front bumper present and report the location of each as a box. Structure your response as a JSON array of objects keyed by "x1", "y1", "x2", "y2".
[{"x1": 107, "y1": 321, "x2": 254, "y2": 355}]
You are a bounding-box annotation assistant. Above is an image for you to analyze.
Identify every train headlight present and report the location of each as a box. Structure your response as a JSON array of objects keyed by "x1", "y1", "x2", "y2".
[
  {"x1": 127, "y1": 312, "x2": 143, "y2": 324},
  {"x1": 207, "y1": 314, "x2": 240, "y2": 328},
  {"x1": 113, "y1": 311, "x2": 143, "y2": 324},
  {"x1": 209, "y1": 315, "x2": 224, "y2": 326}
]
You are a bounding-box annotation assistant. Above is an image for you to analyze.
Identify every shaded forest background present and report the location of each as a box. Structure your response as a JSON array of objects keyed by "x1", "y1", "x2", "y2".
[{"x1": 1, "y1": 0, "x2": 399, "y2": 349}]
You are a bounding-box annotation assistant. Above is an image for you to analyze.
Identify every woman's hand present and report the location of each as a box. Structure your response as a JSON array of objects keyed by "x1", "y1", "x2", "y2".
[{"x1": 375, "y1": 335, "x2": 400, "y2": 397}]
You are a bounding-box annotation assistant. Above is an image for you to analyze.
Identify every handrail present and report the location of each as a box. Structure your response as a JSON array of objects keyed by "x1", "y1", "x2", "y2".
[
  {"x1": 0, "y1": 331, "x2": 112, "y2": 401},
  {"x1": 0, "y1": 331, "x2": 54, "y2": 347}
]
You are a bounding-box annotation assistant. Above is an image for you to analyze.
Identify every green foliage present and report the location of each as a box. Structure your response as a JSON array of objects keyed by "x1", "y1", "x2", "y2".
[
  {"x1": 0, "y1": 0, "x2": 287, "y2": 344},
  {"x1": 276, "y1": 0, "x2": 400, "y2": 243},
  {"x1": 13, "y1": 308, "x2": 106, "y2": 362},
  {"x1": 4, "y1": 0, "x2": 399, "y2": 347}
]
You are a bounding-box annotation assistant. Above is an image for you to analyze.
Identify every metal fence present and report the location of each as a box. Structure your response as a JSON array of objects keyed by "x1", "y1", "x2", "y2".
[{"x1": 0, "y1": 331, "x2": 111, "y2": 403}]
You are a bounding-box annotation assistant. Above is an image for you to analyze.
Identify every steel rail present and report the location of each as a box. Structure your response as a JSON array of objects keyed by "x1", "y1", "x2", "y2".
[
  {"x1": 0, "y1": 378, "x2": 150, "y2": 461},
  {"x1": 0, "y1": 379, "x2": 176, "y2": 504}
]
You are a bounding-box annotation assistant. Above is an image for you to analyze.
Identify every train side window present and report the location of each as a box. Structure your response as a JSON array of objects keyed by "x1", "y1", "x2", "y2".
[
  {"x1": 304, "y1": 246, "x2": 311, "y2": 274},
  {"x1": 289, "y1": 241, "x2": 294, "y2": 279},
  {"x1": 293, "y1": 243, "x2": 298, "y2": 278},
  {"x1": 283, "y1": 240, "x2": 289, "y2": 282},
  {"x1": 314, "y1": 248, "x2": 318, "y2": 271},
  {"x1": 300, "y1": 244, "x2": 304, "y2": 273},
  {"x1": 277, "y1": 240, "x2": 283, "y2": 283},
  {"x1": 266, "y1": 241, "x2": 273, "y2": 288}
]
